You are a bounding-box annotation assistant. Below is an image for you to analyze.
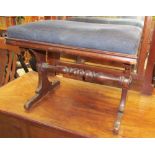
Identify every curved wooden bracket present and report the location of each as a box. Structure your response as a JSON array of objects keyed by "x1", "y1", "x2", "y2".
[{"x1": 24, "y1": 50, "x2": 60, "y2": 110}]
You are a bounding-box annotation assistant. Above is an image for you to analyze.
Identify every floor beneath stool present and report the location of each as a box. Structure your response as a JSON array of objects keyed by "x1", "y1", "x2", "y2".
[{"x1": 0, "y1": 71, "x2": 155, "y2": 137}]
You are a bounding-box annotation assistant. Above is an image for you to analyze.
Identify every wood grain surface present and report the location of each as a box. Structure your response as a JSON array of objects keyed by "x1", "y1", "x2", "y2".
[{"x1": 0, "y1": 71, "x2": 155, "y2": 137}]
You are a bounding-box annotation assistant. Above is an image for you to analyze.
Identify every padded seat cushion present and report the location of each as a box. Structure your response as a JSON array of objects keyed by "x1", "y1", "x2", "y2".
[
  {"x1": 7, "y1": 20, "x2": 142, "y2": 55},
  {"x1": 68, "y1": 17, "x2": 144, "y2": 28}
]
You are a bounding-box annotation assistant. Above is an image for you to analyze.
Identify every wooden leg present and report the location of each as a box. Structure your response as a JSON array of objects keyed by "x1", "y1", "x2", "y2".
[
  {"x1": 113, "y1": 87, "x2": 128, "y2": 134},
  {"x1": 24, "y1": 50, "x2": 60, "y2": 110},
  {"x1": 113, "y1": 64, "x2": 132, "y2": 134}
]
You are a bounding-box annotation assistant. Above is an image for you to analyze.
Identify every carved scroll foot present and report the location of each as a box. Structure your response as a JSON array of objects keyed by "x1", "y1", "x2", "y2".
[{"x1": 24, "y1": 80, "x2": 60, "y2": 110}]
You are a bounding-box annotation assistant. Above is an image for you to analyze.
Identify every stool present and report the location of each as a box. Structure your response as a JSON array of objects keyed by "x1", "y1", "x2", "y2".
[{"x1": 6, "y1": 17, "x2": 151, "y2": 133}]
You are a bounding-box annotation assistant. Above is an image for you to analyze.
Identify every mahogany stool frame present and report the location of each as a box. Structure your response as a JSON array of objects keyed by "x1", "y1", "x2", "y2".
[{"x1": 6, "y1": 16, "x2": 153, "y2": 134}]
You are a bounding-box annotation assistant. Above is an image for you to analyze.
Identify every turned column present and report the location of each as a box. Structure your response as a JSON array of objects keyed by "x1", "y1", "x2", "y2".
[{"x1": 113, "y1": 64, "x2": 132, "y2": 134}]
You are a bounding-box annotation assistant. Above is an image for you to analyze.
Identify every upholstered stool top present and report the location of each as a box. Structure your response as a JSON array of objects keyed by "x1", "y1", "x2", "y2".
[
  {"x1": 7, "y1": 20, "x2": 142, "y2": 55},
  {"x1": 68, "y1": 17, "x2": 144, "y2": 28}
]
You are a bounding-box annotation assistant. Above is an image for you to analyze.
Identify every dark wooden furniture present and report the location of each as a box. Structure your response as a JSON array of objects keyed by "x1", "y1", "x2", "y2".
[
  {"x1": 0, "y1": 37, "x2": 19, "y2": 86},
  {"x1": 44, "y1": 16, "x2": 67, "y2": 20},
  {"x1": 6, "y1": 17, "x2": 153, "y2": 134}
]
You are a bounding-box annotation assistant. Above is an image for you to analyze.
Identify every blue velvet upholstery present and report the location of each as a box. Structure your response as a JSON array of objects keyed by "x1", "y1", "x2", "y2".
[
  {"x1": 7, "y1": 20, "x2": 142, "y2": 55},
  {"x1": 68, "y1": 17, "x2": 144, "y2": 28}
]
